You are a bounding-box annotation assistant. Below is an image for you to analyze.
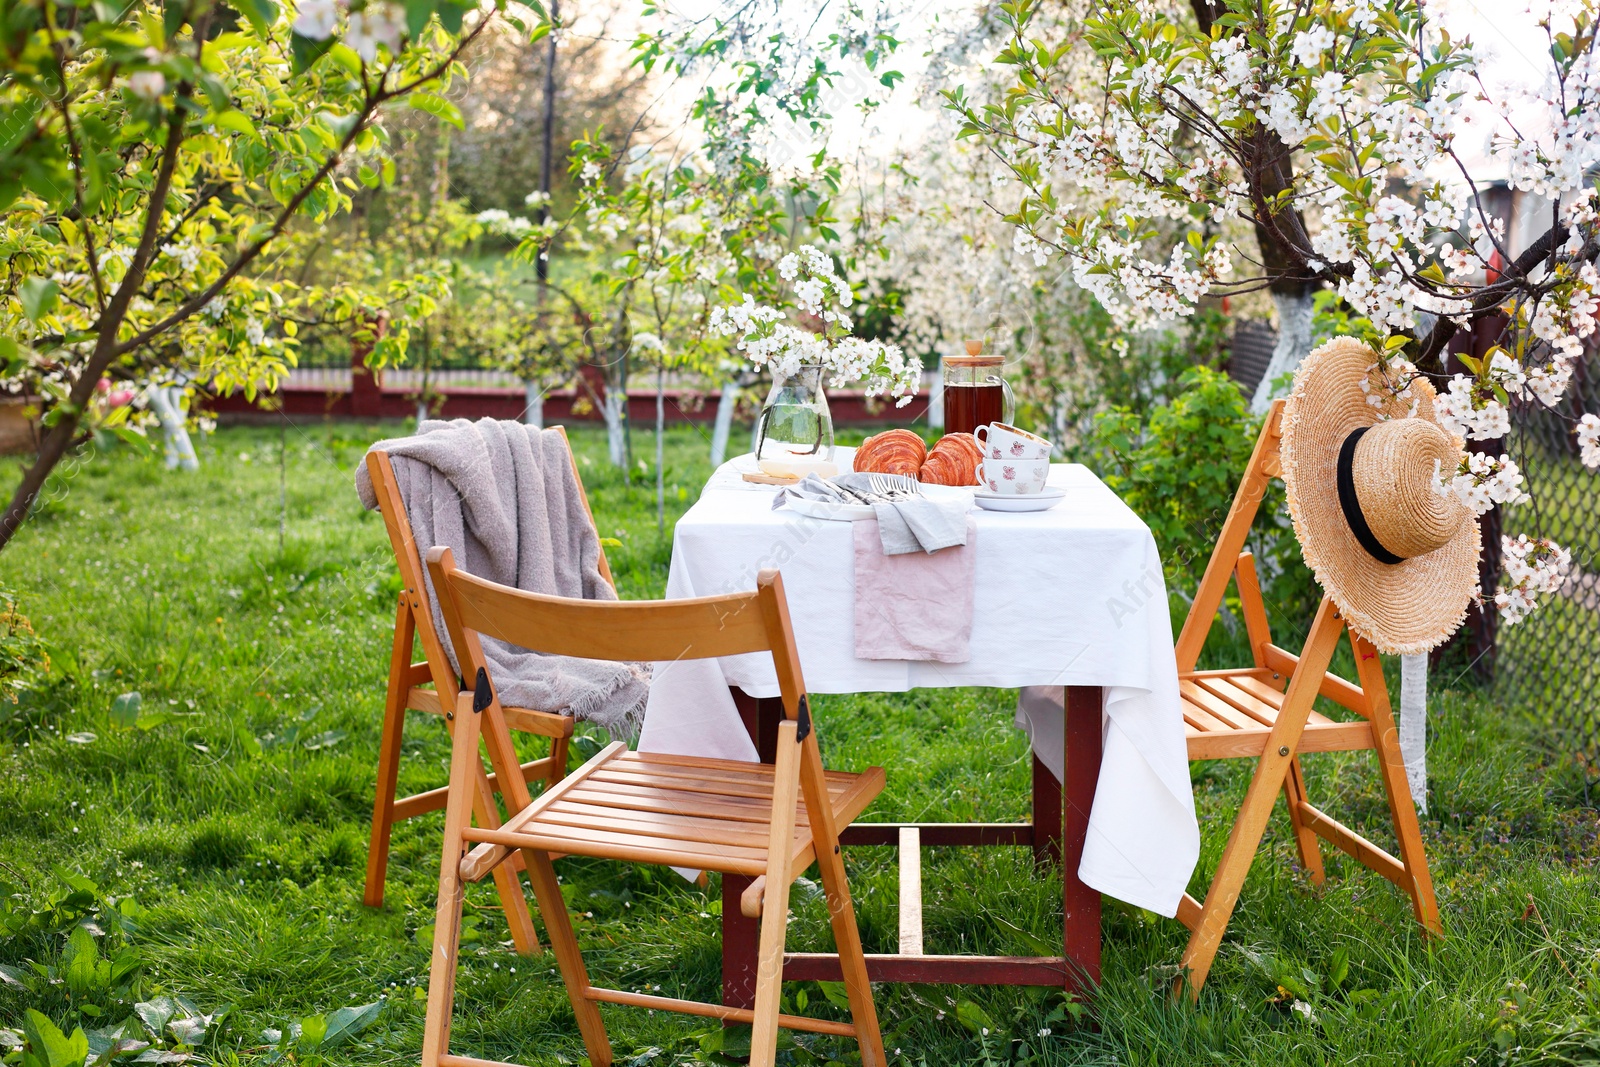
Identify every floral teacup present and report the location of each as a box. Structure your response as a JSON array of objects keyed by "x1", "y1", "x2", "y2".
[
  {"x1": 981, "y1": 454, "x2": 1050, "y2": 495},
  {"x1": 975, "y1": 422, "x2": 1052, "y2": 462}
]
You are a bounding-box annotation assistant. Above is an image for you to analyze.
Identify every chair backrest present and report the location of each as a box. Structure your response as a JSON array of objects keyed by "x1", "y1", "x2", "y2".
[
  {"x1": 426, "y1": 546, "x2": 810, "y2": 721},
  {"x1": 365, "y1": 424, "x2": 614, "y2": 700}
]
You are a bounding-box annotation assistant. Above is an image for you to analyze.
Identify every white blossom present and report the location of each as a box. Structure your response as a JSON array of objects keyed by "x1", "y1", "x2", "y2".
[
  {"x1": 1578, "y1": 413, "x2": 1600, "y2": 468},
  {"x1": 293, "y1": 0, "x2": 339, "y2": 40},
  {"x1": 1496, "y1": 535, "x2": 1571, "y2": 624},
  {"x1": 128, "y1": 71, "x2": 165, "y2": 100},
  {"x1": 345, "y1": 2, "x2": 403, "y2": 61}
]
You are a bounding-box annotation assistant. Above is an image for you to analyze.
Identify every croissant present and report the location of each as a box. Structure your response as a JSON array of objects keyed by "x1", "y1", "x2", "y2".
[
  {"x1": 855, "y1": 428, "x2": 927, "y2": 477},
  {"x1": 919, "y1": 433, "x2": 984, "y2": 486}
]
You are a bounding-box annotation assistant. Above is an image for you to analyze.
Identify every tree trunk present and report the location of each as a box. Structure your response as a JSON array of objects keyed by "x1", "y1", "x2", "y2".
[
  {"x1": 149, "y1": 386, "x2": 199, "y2": 471},
  {"x1": 1250, "y1": 290, "x2": 1316, "y2": 413},
  {"x1": 535, "y1": 0, "x2": 558, "y2": 288},
  {"x1": 710, "y1": 378, "x2": 739, "y2": 466},
  {"x1": 523, "y1": 380, "x2": 545, "y2": 427},
  {"x1": 604, "y1": 392, "x2": 627, "y2": 468},
  {"x1": 1399, "y1": 654, "x2": 1428, "y2": 812}
]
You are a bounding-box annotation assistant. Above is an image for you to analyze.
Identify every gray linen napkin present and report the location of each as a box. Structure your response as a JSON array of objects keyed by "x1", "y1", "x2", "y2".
[{"x1": 774, "y1": 473, "x2": 971, "y2": 555}]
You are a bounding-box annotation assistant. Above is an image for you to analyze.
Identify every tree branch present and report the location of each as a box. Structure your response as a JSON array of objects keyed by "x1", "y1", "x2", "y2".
[{"x1": 1415, "y1": 223, "x2": 1573, "y2": 372}]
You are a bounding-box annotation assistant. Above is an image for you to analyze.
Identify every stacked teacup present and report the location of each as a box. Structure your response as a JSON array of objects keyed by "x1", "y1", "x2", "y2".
[{"x1": 975, "y1": 423, "x2": 1052, "y2": 494}]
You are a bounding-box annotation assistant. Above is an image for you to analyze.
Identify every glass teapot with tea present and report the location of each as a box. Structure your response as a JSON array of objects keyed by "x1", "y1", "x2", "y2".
[{"x1": 941, "y1": 341, "x2": 1015, "y2": 438}]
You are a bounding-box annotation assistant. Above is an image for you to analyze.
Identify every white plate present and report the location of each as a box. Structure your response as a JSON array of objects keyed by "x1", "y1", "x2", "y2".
[
  {"x1": 783, "y1": 482, "x2": 973, "y2": 522},
  {"x1": 973, "y1": 487, "x2": 1066, "y2": 512}
]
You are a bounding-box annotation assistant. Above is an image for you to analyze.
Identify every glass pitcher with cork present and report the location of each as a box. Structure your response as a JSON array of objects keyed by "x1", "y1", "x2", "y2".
[{"x1": 941, "y1": 340, "x2": 1015, "y2": 438}]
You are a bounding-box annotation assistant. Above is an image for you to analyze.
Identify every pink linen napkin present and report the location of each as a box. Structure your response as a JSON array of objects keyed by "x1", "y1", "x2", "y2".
[{"x1": 852, "y1": 517, "x2": 977, "y2": 663}]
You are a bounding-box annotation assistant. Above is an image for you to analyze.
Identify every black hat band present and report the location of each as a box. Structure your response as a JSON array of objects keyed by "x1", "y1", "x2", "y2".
[{"x1": 1336, "y1": 427, "x2": 1406, "y2": 566}]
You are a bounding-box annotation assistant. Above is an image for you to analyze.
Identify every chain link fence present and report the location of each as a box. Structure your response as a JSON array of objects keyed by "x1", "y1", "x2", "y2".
[{"x1": 1497, "y1": 344, "x2": 1600, "y2": 763}]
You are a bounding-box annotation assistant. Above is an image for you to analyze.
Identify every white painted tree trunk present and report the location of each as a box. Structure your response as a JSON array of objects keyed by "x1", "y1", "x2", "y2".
[
  {"x1": 1400, "y1": 654, "x2": 1429, "y2": 812},
  {"x1": 710, "y1": 379, "x2": 739, "y2": 467},
  {"x1": 926, "y1": 369, "x2": 945, "y2": 430},
  {"x1": 523, "y1": 380, "x2": 544, "y2": 428},
  {"x1": 1250, "y1": 290, "x2": 1317, "y2": 413},
  {"x1": 603, "y1": 391, "x2": 627, "y2": 467},
  {"x1": 415, "y1": 397, "x2": 428, "y2": 425},
  {"x1": 148, "y1": 387, "x2": 199, "y2": 471}
]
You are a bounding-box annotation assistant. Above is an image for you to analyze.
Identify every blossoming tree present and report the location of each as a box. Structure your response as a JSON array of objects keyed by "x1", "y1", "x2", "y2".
[
  {"x1": 0, "y1": 0, "x2": 528, "y2": 551},
  {"x1": 949, "y1": 0, "x2": 1600, "y2": 621}
]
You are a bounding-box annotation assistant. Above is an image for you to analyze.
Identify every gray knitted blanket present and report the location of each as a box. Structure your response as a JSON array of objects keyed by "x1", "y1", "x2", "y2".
[{"x1": 355, "y1": 419, "x2": 648, "y2": 737}]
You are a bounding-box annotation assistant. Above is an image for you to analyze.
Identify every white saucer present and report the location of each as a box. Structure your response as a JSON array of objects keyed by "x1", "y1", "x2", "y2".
[{"x1": 973, "y1": 487, "x2": 1065, "y2": 512}]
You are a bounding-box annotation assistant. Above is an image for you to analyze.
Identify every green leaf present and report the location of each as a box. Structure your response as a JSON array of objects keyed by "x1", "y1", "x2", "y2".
[
  {"x1": 403, "y1": 0, "x2": 433, "y2": 38},
  {"x1": 295, "y1": 1015, "x2": 327, "y2": 1052},
  {"x1": 228, "y1": 0, "x2": 279, "y2": 37},
  {"x1": 954, "y1": 998, "x2": 995, "y2": 1035},
  {"x1": 207, "y1": 110, "x2": 257, "y2": 139},
  {"x1": 110, "y1": 691, "x2": 142, "y2": 728},
  {"x1": 19, "y1": 278, "x2": 60, "y2": 323},
  {"x1": 162, "y1": 0, "x2": 187, "y2": 41},
  {"x1": 816, "y1": 981, "x2": 852, "y2": 1011},
  {"x1": 301, "y1": 729, "x2": 346, "y2": 751},
  {"x1": 319, "y1": 1003, "x2": 381, "y2": 1049},
  {"x1": 408, "y1": 92, "x2": 463, "y2": 130},
  {"x1": 289, "y1": 32, "x2": 335, "y2": 75},
  {"x1": 63, "y1": 927, "x2": 107, "y2": 997},
  {"x1": 22, "y1": 1010, "x2": 88, "y2": 1067},
  {"x1": 434, "y1": 0, "x2": 466, "y2": 33},
  {"x1": 133, "y1": 1000, "x2": 177, "y2": 1040}
]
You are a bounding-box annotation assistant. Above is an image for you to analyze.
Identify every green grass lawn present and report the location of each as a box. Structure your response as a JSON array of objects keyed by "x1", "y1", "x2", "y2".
[{"x1": 1, "y1": 420, "x2": 1598, "y2": 1067}]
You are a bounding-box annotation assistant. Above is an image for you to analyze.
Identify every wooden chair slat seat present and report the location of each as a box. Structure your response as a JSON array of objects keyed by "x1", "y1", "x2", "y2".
[
  {"x1": 1171, "y1": 400, "x2": 1440, "y2": 999},
  {"x1": 457, "y1": 746, "x2": 884, "y2": 877}
]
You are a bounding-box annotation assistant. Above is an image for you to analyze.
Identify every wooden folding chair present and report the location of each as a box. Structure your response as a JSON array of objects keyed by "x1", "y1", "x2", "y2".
[
  {"x1": 422, "y1": 549, "x2": 887, "y2": 1067},
  {"x1": 363, "y1": 427, "x2": 613, "y2": 957},
  {"x1": 1170, "y1": 400, "x2": 1441, "y2": 997}
]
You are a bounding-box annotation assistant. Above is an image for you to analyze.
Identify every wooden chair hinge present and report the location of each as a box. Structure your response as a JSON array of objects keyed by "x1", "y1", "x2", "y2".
[
  {"x1": 795, "y1": 694, "x2": 811, "y2": 743},
  {"x1": 473, "y1": 667, "x2": 493, "y2": 714}
]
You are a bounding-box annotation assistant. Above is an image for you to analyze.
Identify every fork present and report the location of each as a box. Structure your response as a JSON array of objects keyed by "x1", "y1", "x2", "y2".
[{"x1": 868, "y1": 473, "x2": 920, "y2": 500}]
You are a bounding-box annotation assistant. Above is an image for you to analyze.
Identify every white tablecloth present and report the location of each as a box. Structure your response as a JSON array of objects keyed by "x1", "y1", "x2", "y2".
[{"x1": 637, "y1": 450, "x2": 1199, "y2": 916}]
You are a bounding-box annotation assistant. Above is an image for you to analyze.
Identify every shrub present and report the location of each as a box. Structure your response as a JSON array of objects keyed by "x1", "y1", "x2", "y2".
[{"x1": 1080, "y1": 366, "x2": 1320, "y2": 652}]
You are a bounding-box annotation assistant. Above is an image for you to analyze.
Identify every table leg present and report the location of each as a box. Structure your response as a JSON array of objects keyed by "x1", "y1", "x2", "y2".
[
  {"x1": 1062, "y1": 685, "x2": 1103, "y2": 988},
  {"x1": 722, "y1": 874, "x2": 758, "y2": 1010},
  {"x1": 724, "y1": 690, "x2": 784, "y2": 1012},
  {"x1": 1031, "y1": 754, "x2": 1063, "y2": 867}
]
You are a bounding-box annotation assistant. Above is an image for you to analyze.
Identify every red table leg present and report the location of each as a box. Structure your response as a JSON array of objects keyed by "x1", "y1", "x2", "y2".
[
  {"x1": 723, "y1": 690, "x2": 783, "y2": 1011},
  {"x1": 1062, "y1": 685, "x2": 1103, "y2": 987}
]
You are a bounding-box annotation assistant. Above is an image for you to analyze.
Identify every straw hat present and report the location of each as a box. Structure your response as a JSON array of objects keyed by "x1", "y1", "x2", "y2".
[{"x1": 1280, "y1": 337, "x2": 1480, "y2": 655}]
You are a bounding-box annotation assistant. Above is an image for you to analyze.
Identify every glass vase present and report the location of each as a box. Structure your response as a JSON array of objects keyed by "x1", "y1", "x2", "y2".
[{"x1": 752, "y1": 364, "x2": 836, "y2": 476}]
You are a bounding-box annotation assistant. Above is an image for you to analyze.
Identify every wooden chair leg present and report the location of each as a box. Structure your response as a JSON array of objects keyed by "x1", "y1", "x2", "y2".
[
  {"x1": 467, "y1": 760, "x2": 542, "y2": 957},
  {"x1": 421, "y1": 694, "x2": 482, "y2": 1067},
  {"x1": 1178, "y1": 600, "x2": 1344, "y2": 998},
  {"x1": 750, "y1": 722, "x2": 801, "y2": 1067},
  {"x1": 548, "y1": 734, "x2": 570, "y2": 788},
  {"x1": 1352, "y1": 637, "x2": 1443, "y2": 936},
  {"x1": 1281, "y1": 758, "x2": 1325, "y2": 886},
  {"x1": 1178, "y1": 742, "x2": 1296, "y2": 997},
  {"x1": 523, "y1": 847, "x2": 612, "y2": 1067},
  {"x1": 365, "y1": 597, "x2": 414, "y2": 909},
  {"x1": 814, "y1": 822, "x2": 886, "y2": 1066}
]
